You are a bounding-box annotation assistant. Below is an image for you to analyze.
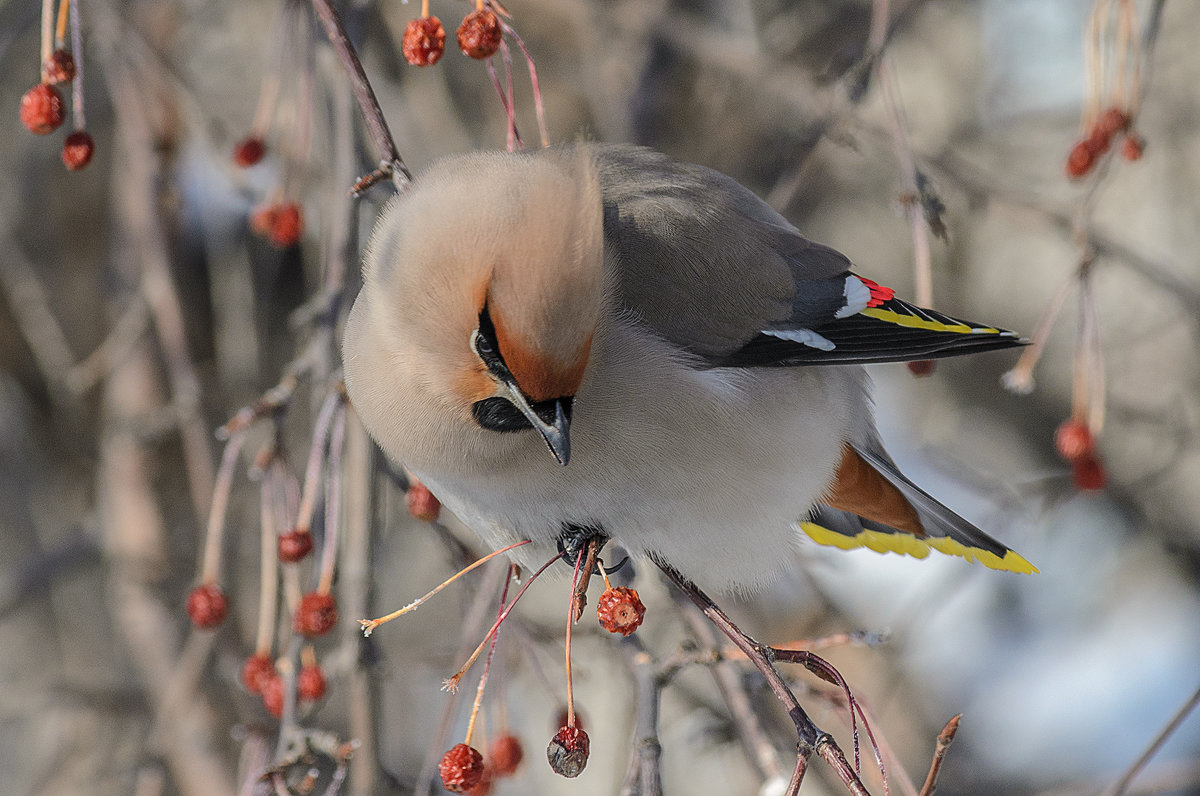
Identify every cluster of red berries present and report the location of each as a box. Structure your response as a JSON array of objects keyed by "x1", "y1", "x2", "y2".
[
  {"x1": 241, "y1": 654, "x2": 328, "y2": 717},
  {"x1": 439, "y1": 734, "x2": 526, "y2": 794},
  {"x1": 1055, "y1": 418, "x2": 1106, "y2": 491},
  {"x1": 1066, "y1": 107, "x2": 1144, "y2": 179},
  {"x1": 402, "y1": 6, "x2": 503, "y2": 67},
  {"x1": 19, "y1": 49, "x2": 96, "y2": 171}
]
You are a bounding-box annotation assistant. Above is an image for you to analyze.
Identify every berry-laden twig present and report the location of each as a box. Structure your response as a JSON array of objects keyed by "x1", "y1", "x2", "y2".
[{"x1": 358, "y1": 540, "x2": 531, "y2": 636}]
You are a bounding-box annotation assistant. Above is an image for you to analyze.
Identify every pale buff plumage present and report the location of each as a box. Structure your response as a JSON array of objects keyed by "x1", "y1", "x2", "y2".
[{"x1": 343, "y1": 144, "x2": 1032, "y2": 592}]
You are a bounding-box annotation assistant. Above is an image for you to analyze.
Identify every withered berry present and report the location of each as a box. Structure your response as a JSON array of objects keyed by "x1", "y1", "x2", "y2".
[
  {"x1": 20, "y1": 83, "x2": 65, "y2": 135},
  {"x1": 439, "y1": 743, "x2": 486, "y2": 793},
  {"x1": 546, "y1": 725, "x2": 589, "y2": 778},
  {"x1": 403, "y1": 16, "x2": 446, "y2": 66},
  {"x1": 457, "y1": 9, "x2": 503, "y2": 59},
  {"x1": 61, "y1": 131, "x2": 95, "y2": 171},
  {"x1": 596, "y1": 586, "x2": 646, "y2": 636},
  {"x1": 294, "y1": 591, "x2": 338, "y2": 637}
]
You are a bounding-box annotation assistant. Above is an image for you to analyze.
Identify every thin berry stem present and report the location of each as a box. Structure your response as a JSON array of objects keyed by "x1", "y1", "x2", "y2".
[
  {"x1": 358, "y1": 540, "x2": 532, "y2": 635},
  {"x1": 564, "y1": 548, "x2": 585, "y2": 727},
  {"x1": 295, "y1": 387, "x2": 341, "y2": 535},
  {"x1": 501, "y1": 23, "x2": 549, "y2": 148},
  {"x1": 200, "y1": 427, "x2": 249, "y2": 584},
  {"x1": 464, "y1": 567, "x2": 514, "y2": 746},
  {"x1": 54, "y1": 0, "x2": 69, "y2": 47},
  {"x1": 316, "y1": 400, "x2": 346, "y2": 595},
  {"x1": 41, "y1": 0, "x2": 54, "y2": 78},
  {"x1": 443, "y1": 550, "x2": 565, "y2": 693},
  {"x1": 68, "y1": 0, "x2": 84, "y2": 129},
  {"x1": 255, "y1": 451, "x2": 282, "y2": 655}
]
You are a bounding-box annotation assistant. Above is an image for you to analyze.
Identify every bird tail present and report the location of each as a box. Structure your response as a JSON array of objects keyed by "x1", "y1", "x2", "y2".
[{"x1": 801, "y1": 444, "x2": 1037, "y2": 574}]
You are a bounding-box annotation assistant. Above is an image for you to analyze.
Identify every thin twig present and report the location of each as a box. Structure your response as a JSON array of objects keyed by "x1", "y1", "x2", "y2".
[
  {"x1": 308, "y1": 0, "x2": 410, "y2": 189},
  {"x1": 1103, "y1": 683, "x2": 1200, "y2": 796},
  {"x1": 656, "y1": 561, "x2": 871, "y2": 795},
  {"x1": 917, "y1": 715, "x2": 960, "y2": 796}
]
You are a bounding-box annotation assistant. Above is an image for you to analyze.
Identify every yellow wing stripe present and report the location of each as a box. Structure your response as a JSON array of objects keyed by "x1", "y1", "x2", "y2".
[
  {"x1": 799, "y1": 522, "x2": 1038, "y2": 574},
  {"x1": 859, "y1": 307, "x2": 1001, "y2": 336}
]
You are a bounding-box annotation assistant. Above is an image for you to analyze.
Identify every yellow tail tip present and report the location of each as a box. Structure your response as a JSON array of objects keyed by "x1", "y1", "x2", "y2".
[{"x1": 800, "y1": 522, "x2": 1038, "y2": 574}]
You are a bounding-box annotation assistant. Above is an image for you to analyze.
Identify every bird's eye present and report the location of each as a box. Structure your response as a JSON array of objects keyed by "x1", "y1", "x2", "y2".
[{"x1": 472, "y1": 330, "x2": 494, "y2": 358}]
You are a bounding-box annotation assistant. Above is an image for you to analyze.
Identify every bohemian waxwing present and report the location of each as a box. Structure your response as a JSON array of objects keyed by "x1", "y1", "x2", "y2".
[{"x1": 343, "y1": 143, "x2": 1035, "y2": 592}]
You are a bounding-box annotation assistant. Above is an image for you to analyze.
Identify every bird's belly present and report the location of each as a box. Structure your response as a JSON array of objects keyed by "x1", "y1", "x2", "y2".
[{"x1": 415, "y1": 361, "x2": 866, "y2": 592}]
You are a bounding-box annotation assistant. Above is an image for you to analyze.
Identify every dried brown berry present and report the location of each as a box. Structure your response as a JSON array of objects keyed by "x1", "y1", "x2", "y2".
[
  {"x1": 406, "y1": 480, "x2": 441, "y2": 522},
  {"x1": 186, "y1": 583, "x2": 228, "y2": 629},
  {"x1": 19, "y1": 83, "x2": 65, "y2": 135},
  {"x1": 297, "y1": 663, "x2": 327, "y2": 702},
  {"x1": 1054, "y1": 419, "x2": 1094, "y2": 462},
  {"x1": 232, "y1": 136, "x2": 266, "y2": 167},
  {"x1": 439, "y1": 743, "x2": 485, "y2": 793},
  {"x1": 1072, "y1": 454, "x2": 1106, "y2": 491},
  {"x1": 241, "y1": 653, "x2": 276, "y2": 694},
  {"x1": 261, "y1": 673, "x2": 285, "y2": 718},
  {"x1": 1065, "y1": 139, "x2": 1094, "y2": 179},
  {"x1": 402, "y1": 16, "x2": 446, "y2": 67},
  {"x1": 906, "y1": 359, "x2": 935, "y2": 378},
  {"x1": 489, "y1": 734, "x2": 523, "y2": 777},
  {"x1": 596, "y1": 586, "x2": 646, "y2": 636},
  {"x1": 457, "y1": 9, "x2": 503, "y2": 59},
  {"x1": 61, "y1": 131, "x2": 95, "y2": 171},
  {"x1": 45, "y1": 49, "x2": 77, "y2": 84},
  {"x1": 278, "y1": 529, "x2": 314, "y2": 563},
  {"x1": 294, "y1": 591, "x2": 338, "y2": 637},
  {"x1": 1122, "y1": 135, "x2": 1145, "y2": 162},
  {"x1": 546, "y1": 726, "x2": 589, "y2": 778}
]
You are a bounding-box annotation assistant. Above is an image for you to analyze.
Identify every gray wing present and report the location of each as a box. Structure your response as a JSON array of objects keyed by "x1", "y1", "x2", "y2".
[
  {"x1": 585, "y1": 143, "x2": 1023, "y2": 366},
  {"x1": 586, "y1": 143, "x2": 854, "y2": 358}
]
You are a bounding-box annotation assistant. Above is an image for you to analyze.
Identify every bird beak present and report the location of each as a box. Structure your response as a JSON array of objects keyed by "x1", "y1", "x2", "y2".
[{"x1": 496, "y1": 379, "x2": 572, "y2": 466}]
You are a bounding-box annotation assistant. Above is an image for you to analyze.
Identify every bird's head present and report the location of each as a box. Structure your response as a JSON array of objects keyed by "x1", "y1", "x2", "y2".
[{"x1": 352, "y1": 149, "x2": 605, "y2": 465}]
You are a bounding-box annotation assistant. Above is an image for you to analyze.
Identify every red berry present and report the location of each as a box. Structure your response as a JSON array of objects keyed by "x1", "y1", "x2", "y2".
[
  {"x1": 464, "y1": 767, "x2": 494, "y2": 796},
  {"x1": 1054, "y1": 419, "x2": 1094, "y2": 462},
  {"x1": 406, "y1": 480, "x2": 441, "y2": 522},
  {"x1": 546, "y1": 726, "x2": 589, "y2": 778},
  {"x1": 402, "y1": 16, "x2": 446, "y2": 66},
  {"x1": 278, "y1": 529, "x2": 314, "y2": 563},
  {"x1": 1095, "y1": 107, "x2": 1131, "y2": 137},
  {"x1": 268, "y1": 202, "x2": 303, "y2": 248},
  {"x1": 45, "y1": 49, "x2": 76, "y2": 84},
  {"x1": 906, "y1": 359, "x2": 935, "y2": 378},
  {"x1": 186, "y1": 583, "x2": 228, "y2": 629},
  {"x1": 1122, "y1": 135, "x2": 1145, "y2": 161},
  {"x1": 1072, "y1": 454, "x2": 1107, "y2": 491},
  {"x1": 297, "y1": 663, "x2": 327, "y2": 702},
  {"x1": 439, "y1": 743, "x2": 485, "y2": 793},
  {"x1": 19, "y1": 83, "x2": 65, "y2": 135},
  {"x1": 262, "y1": 673, "x2": 285, "y2": 718},
  {"x1": 61, "y1": 130, "x2": 95, "y2": 171},
  {"x1": 250, "y1": 202, "x2": 304, "y2": 247},
  {"x1": 457, "y1": 9, "x2": 503, "y2": 59},
  {"x1": 232, "y1": 136, "x2": 266, "y2": 167},
  {"x1": 1066, "y1": 139, "x2": 1094, "y2": 179},
  {"x1": 489, "y1": 734, "x2": 523, "y2": 777},
  {"x1": 294, "y1": 591, "x2": 338, "y2": 637},
  {"x1": 241, "y1": 653, "x2": 276, "y2": 694},
  {"x1": 596, "y1": 586, "x2": 646, "y2": 636}
]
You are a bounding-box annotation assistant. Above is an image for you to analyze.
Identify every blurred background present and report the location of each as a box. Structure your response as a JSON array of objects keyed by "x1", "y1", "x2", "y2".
[{"x1": 1, "y1": 0, "x2": 1199, "y2": 794}]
